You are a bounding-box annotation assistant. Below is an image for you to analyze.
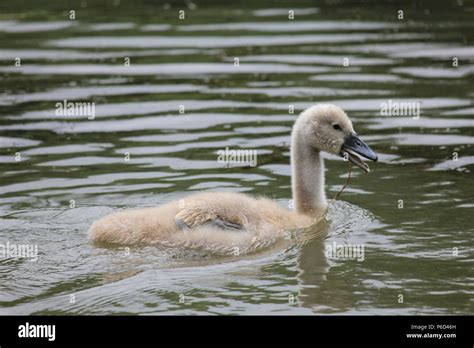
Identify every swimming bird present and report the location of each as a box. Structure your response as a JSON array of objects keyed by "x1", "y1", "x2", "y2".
[{"x1": 88, "y1": 104, "x2": 377, "y2": 255}]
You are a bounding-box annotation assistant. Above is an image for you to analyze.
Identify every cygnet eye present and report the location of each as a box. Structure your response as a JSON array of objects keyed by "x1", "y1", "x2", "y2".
[{"x1": 333, "y1": 124, "x2": 342, "y2": 131}]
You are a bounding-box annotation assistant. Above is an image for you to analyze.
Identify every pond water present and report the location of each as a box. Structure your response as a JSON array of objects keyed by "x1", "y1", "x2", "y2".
[{"x1": 0, "y1": 0, "x2": 473, "y2": 315}]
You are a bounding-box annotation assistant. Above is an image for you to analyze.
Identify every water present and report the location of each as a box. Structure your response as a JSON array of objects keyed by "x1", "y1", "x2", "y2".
[{"x1": 0, "y1": 0, "x2": 473, "y2": 315}]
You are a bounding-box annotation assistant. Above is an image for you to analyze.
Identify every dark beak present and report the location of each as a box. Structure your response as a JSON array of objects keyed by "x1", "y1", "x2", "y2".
[{"x1": 340, "y1": 133, "x2": 378, "y2": 173}]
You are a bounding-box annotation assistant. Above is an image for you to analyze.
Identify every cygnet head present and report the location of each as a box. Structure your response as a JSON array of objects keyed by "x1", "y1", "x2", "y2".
[{"x1": 293, "y1": 104, "x2": 378, "y2": 172}]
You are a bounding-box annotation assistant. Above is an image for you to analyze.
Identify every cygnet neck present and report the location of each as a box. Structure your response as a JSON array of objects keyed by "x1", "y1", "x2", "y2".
[{"x1": 291, "y1": 129, "x2": 327, "y2": 216}]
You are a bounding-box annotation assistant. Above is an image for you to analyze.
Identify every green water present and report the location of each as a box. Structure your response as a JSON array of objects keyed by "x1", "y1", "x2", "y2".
[{"x1": 0, "y1": 0, "x2": 473, "y2": 315}]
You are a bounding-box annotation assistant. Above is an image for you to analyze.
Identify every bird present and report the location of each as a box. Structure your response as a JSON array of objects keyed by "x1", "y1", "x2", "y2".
[{"x1": 88, "y1": 104, "x2": 377, "y2": 255}]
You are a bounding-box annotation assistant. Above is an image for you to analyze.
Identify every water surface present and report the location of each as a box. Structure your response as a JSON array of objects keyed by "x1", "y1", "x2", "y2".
[{"x1": 0, "y1": 0, "x2": 473, "y2": 315}]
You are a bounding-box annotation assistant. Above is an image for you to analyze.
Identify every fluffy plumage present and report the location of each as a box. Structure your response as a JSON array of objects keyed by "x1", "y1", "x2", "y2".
[{"x1": 88, "y1": 104, "x2": 364, "y2": 255}]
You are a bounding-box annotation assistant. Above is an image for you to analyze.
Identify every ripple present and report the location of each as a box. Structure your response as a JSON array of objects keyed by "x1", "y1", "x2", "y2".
[
  {"x1": 121, "y1": 132, "x2": 234, "y2": 143},
  {"x1": 0, "y1": 63, "x2": 328, "y2": 76},
  {"x1": 368, "y1": 118, "x2": 474, "y2": 130},
  {"x1": 253, "y1": 8, "x2": 319, "y2": 17},
  {"x1": 0, "y1": 21, "x2": 74, "y2": 33},
  {"x1": 0, "y1": 49, "x2": 216, "y2": 62},
  {"x1": 388, "y1": 134, "x2": 474, "y2": 145},
  {"x1": 47, "y1": 33, "x2": 428, "y2": 49},
  {"x1": 429, "y1": 156, "x2": 474, "y2": 171},
  {"x1": 140, "y1": 24, "x2": 172, "y2": 32},
  {"x1": 241, "y1": 54, "x2": 394, "y2": 65},
  {"x1": 205, "y1": 86, "x2": 391, "y2": 97},
  {"x1": 310, "y1": 73, "x2": 409, "y2": 83},
  {"x1": 0, "y1": 136, "x2": 40, "y2": 148},
  {"x1": 392, "y1": 66, "x2": 474, "y2": 78},
  {"x1": 22, "y1": 143, "x2": 113, "y2": 155},
  {"x1": 178, "y1": 21, "x2": 398, "y2": 32},
  {"x1": 2, "y1": 84, "x2": 202, "y2": 106},
  {"x1": 12, "y1": 100, "x2": 250, "y2": 120},
  {"x1": 88, "y1": 22, "x2": 135, "y2": 31},
  {"x1": 391, "y1": 46, "x2": 474, "y2": 59},
  {"x1": 0, "y1": 113, "x2": 294, "y2": 133}
]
